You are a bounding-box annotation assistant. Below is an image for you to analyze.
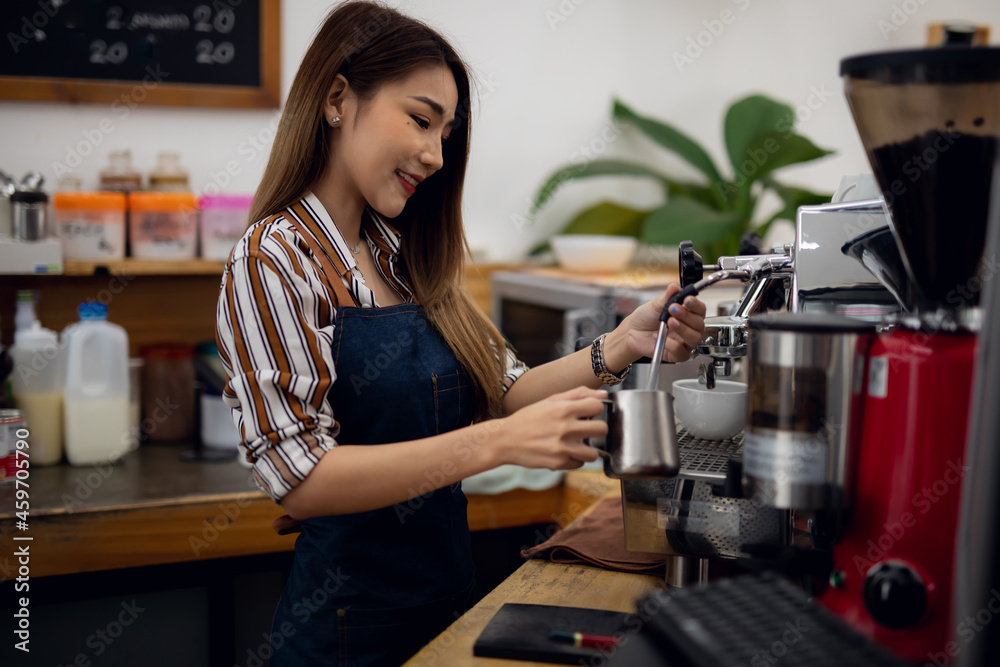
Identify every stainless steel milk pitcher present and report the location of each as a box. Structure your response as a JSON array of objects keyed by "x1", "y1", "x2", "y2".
[{"x1": 593, "y1": 390, "x2": 680, "y2": 479}]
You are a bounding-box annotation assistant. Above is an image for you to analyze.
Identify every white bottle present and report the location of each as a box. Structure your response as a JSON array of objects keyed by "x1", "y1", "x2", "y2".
[
  {"x1": 10, "y1": 321, "x2": 64, "y2": 465},
  {"x1": 63, "y1": 302, "x2": 131, "y2": 466}
]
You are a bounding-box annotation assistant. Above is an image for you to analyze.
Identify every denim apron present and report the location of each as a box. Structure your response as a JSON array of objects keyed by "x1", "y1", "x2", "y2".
[{"x1": 269, "y1": 218, "x2": 477, "y2": 666}]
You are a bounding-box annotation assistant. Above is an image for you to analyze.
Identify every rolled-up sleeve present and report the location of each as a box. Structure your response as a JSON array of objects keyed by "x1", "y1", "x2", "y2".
[
  {"x1": 501, "y1": 342, "x2": 528, "y2": 393},
  {"x1": 216, "y1": 230, "x2": 339, "y2": 502}
]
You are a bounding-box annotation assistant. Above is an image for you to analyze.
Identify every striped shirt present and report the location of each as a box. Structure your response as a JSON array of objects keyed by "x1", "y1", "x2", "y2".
[{"x1": 216, "y1": 192, "x2": 528, "y2": 501}]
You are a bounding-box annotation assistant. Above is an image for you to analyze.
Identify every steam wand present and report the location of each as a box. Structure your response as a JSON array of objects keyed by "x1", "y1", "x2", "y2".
[{"x1": 645, "y1": 255, "x2": 788, "y2": 392}]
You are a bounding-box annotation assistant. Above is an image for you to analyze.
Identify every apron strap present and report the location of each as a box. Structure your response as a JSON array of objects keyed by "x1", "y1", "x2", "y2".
[
  {"x1": 273, "y1": 214, "x2": 357, "y2": 537},
  {"x1": 286, "y1": 215, "x2": 358, "y2": 308}
]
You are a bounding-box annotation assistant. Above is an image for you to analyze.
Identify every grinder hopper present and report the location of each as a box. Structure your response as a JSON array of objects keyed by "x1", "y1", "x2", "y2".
[{"x1": 840, "y1": 48, "x2": 1000, "y2": 312}]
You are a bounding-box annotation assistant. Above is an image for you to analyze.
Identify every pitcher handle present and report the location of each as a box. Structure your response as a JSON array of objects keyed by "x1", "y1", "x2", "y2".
[{"x1": 588, "y1": 399, "x2": 615, "y2": 454}]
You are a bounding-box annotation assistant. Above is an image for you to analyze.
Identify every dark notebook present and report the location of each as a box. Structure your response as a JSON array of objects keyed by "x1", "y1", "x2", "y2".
[{"x1": 473, "y1": 603, "x2": 631, "y2": 664}]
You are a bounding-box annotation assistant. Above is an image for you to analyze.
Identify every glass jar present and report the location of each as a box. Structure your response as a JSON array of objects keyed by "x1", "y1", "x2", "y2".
[
  {"x1": 149, "y1": 152, "x2": 190, "y2": 192},
  {"x1": 100, "y1": 150, "x2": 142, "y2": 192},
  {"x1": 140, "y1": 343, "x2": 196, "y2": 443}
]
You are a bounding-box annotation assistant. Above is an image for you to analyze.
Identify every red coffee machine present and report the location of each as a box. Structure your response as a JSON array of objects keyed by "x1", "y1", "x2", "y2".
[{"x1": 816, "y1": 47, "x2": 1000, "y2": 662}]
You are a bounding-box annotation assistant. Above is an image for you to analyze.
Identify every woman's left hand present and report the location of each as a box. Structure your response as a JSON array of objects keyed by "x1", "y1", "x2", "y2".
[{"x1": 619, "y1": 283, "x2": 708, "y2": 364}]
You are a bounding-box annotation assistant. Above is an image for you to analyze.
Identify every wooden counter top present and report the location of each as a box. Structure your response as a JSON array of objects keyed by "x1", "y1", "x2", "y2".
[
  {"x1": 405, "y1": 491, "x2": 667, "y2": 667},
  {"x1": 0, "y1": 444, "x2": 288, "y2": 579},
  {"x1": 0, "y1": 445, "x2": 616, "y2": 579}
]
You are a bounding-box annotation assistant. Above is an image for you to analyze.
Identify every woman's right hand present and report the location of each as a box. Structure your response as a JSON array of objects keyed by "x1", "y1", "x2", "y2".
[{"x1": 493, "y1": 386, "x2": 608, "y2": 470}]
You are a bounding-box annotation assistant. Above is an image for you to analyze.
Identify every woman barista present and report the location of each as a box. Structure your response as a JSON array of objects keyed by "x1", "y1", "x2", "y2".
[{"x1": 216, "y1": 2, "x2": 706, "y2": 664}]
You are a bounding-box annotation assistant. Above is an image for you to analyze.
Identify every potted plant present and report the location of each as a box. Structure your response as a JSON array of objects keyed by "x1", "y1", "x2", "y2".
[{"x1": 531, "y1": 94, "x2": 835, "y2": 262}]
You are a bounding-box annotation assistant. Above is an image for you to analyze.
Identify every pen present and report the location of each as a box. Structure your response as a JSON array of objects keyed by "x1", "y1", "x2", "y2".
[{"x1": 548, "y1": 630, "x2": 621, "y2": 649}]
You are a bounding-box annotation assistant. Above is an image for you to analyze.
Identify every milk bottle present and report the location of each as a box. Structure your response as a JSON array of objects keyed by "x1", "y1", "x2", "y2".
[
  {"x1": 63, "y1": 302, "x2": 130, "y2": 466},
  {"x1": 10, "y1": 321, "x2": 63, "y2": 465}
]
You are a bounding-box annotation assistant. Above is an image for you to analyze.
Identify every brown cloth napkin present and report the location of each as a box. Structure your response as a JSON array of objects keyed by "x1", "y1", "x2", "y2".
[{"x1": 520, "y1": 495, "x2": 666, "y2": 575}]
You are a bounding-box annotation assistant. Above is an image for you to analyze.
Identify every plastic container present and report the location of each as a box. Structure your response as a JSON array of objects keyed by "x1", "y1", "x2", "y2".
[
  {"x1": 100, "y1": 150, "x2": 142, "y2": 192},
  {"x1": 129, "y1": 192, "x2": 198, "y2": 259},
  {"x1": 63, "y1": 302, "x2": 130, "y2": 466},
  {"x1": 10, "y1": 321, "x2": 63, "y2": 465},
  {"x1": 149, "y1": 152, "x2": 190, "y2": 192},
  {"x1": 199, "y1": 194, "x2": 252, "y2": 260},
  {"x1": 53, "y1": 191, "x2": 127, "y2": 261},
  {"x1": 140, "y1": 343, "x2": 196, "y2": 442}
]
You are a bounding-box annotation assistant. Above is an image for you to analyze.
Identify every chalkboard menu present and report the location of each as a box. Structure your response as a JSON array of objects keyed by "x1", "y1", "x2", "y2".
[{"x1": 0, "y1": 0, "x2": 280, "y2": 108}]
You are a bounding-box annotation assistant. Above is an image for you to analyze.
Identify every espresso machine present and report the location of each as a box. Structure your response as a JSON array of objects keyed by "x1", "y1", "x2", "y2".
[
  {"x1": 619, "y1": 192, "x2": 902, "y2": 579},
  {"x1": 613, "y1": 45, "x2": 1000, "y2": 665}
]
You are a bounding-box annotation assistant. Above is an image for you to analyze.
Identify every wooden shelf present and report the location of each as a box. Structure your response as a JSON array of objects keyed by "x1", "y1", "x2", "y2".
[{"x1": 62, "y1": 258, "x2": 227, "y2": 276}]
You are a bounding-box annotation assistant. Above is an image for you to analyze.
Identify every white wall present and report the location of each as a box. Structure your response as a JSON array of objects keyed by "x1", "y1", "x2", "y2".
[{"x1": 2, "y1": 0, "x2": 998, "y2": 260}]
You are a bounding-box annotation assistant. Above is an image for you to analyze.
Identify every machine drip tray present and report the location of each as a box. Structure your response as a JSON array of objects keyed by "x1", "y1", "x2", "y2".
[
  {"x1": 634, "y1": 571, "x2": 910, "y2": 667},
  {"x1": 676, "y1": 428, "x2": 743, "y2": 482}
]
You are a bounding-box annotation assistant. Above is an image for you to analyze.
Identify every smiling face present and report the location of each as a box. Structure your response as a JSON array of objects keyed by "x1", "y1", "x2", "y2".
[{"x1": 324, "y1": 65, "x2": 459, "y2": 220}]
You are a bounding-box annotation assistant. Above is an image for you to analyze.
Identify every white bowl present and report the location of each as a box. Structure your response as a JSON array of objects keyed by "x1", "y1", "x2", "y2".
[
  {"x1": 550, "y1": 234, "x2": 638, "y2": 273},
  {"x1": 672, "y1": 379, "x2": 747, "y2": 441}
]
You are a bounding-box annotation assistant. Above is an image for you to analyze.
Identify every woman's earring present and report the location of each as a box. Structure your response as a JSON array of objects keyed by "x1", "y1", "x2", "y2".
[{"x1": 329, "y1": 115, "x2": 341, "y2": 128}]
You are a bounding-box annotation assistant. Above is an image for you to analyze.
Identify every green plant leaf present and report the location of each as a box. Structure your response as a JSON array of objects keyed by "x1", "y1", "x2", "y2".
[
  {"x1": 735, "y1": 131, "x2": 834, "y2": 184},
  {"x1": 559, "y1": 201, "x2": 649, "y2": 237},
  {"x1": 613, "y1": 99, "x2": 724, "y2": 186},
  {"x1": 724, "y1": 95, "x2": 794, "y2": 175},
  {"x1": 640, "y1": 198, "x2": 743, "y2": 247},
  {"x1": 667, "y1": 181, "x2": 719, "y2": 210},
  {"x1": 732, "y1": 131, "x2": 833, "y2": 219},
  {"x1": 529, "y1": 201, "x2": 649, "y2": 254},
  {"x1": 530, "y1": 159, "x2": 669, "y2": 215},
  {"x1": 526, "y1": 93, "x2": 835, "y2": 260}
]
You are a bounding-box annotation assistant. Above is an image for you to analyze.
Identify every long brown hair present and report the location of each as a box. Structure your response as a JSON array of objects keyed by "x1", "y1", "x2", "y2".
[{"x1": 249, "y1": 1, "x2": 508, "y2": 420}]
